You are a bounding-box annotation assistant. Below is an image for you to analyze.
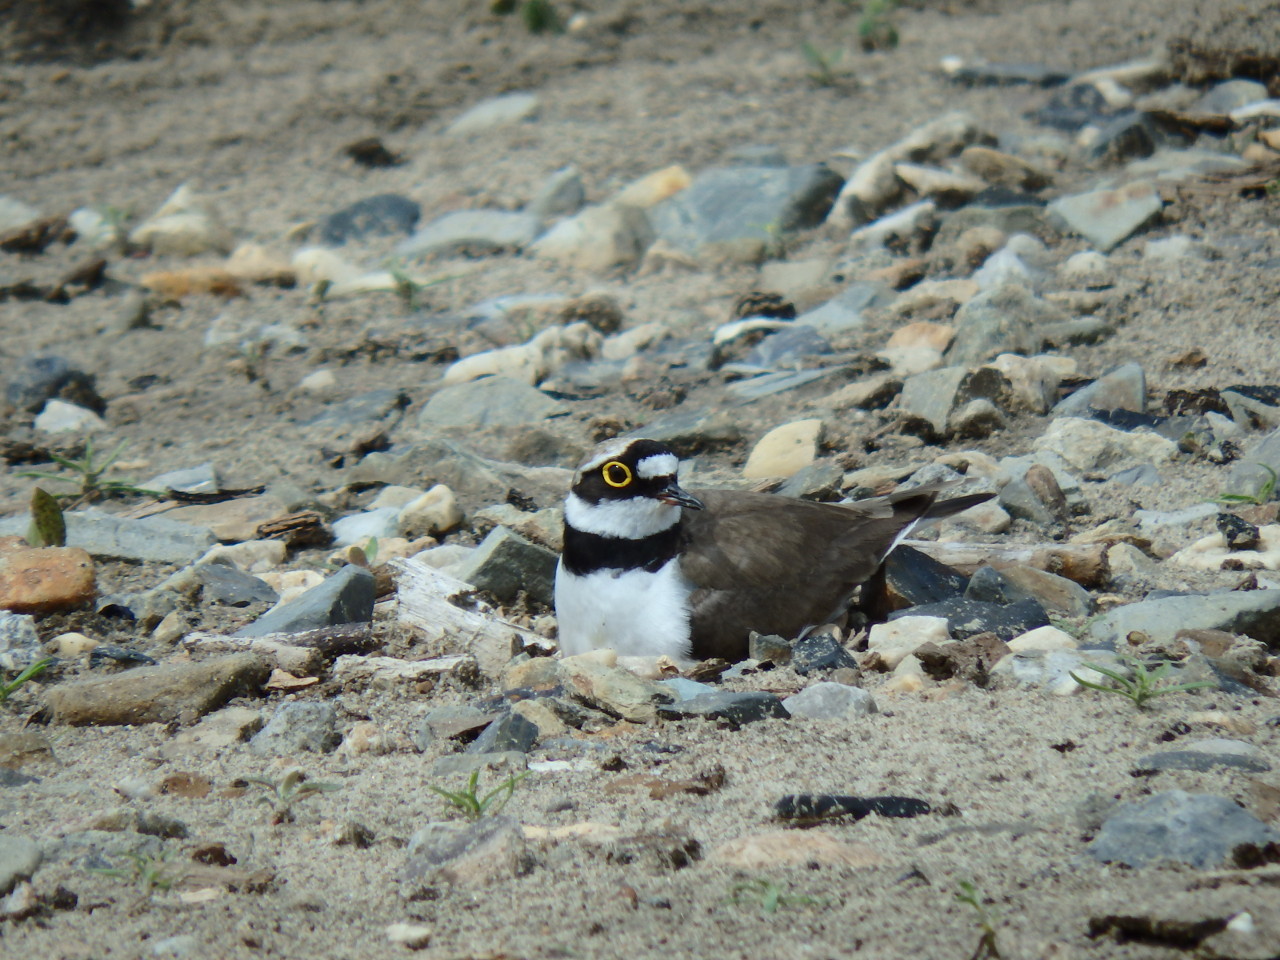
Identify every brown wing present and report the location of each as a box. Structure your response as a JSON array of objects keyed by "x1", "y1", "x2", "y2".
[{"x1": 679, "y1": 485, "x2": 968, "y2": 661}]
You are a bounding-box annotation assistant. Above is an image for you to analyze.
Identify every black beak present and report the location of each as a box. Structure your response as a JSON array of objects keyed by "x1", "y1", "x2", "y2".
[{"x1": 657, "y1": 479, "x2": 703, "y2": 510}]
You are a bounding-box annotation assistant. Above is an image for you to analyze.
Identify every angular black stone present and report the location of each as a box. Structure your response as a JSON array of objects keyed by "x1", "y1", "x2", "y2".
[
  {"x1": 885, "y1": 545, "x2": 969, "y2": 608},
  {"x1": 197, "y1": 563, "x2": 279, "y2": 607},
  {"x1": 1088, "y1": 408, "x2": 1166, "y2": 431},
  {"x1": 1031, "y1": 83, "x2": 1114, "y2": 131},
  {"x1": 889, "y1": 596, "x2": 1049, "y2": 641},
  {"x1": 235, "y1": 564, "x2": 375, "y2": 637},
  {"x1": 790, "y1": 634, "x2": 859, "y2": 675},
  {"x1": 89, "y1": 645, "x2": 158, "y2": 668},
  {"x1": 1217, "y1": 513, "x2": 1261, "y2": 551},
  {"x1": 320, "y1": 194, "x2": 420, "y2": 246},
  {"x1": 466, "y1": 712, "x2": 539, "y2": 756},
  {"x1": 774, "y1": 794, "x2": 931, "y2": 823},
  {"x1": 952, "y1": 62, "x2": 1070, "y2": 87},
  {"x1": 657, "y1": 691, "x2": 789, "y2": 727}
]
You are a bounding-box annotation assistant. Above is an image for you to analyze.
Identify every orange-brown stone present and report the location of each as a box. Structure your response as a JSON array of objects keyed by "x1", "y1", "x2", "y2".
[{"x1": 0, "y1": 535, "x2": 96, "y2": 615}]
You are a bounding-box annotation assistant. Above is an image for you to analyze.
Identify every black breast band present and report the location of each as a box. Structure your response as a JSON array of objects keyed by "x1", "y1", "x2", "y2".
[{"x1": 561, "y1": 523, "x2": 681, "y2": 576}]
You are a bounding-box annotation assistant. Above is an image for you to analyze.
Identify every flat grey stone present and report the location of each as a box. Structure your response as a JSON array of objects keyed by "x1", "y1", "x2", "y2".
[
  {"x1": 401, "y1": 816, "x2": 528, "y2": 889},
  {"x1": 781, "y1": 682, "x2": 877, "y2": 720},
  {"x1": 656, "y1": 677, "x2": 719, "y2": 702},
  {"x1": 1088, "y1": 790, "x2": 1278, "y2": 868},
  {"x1": 1047, "y1": 180, "x2": 1162, "y2": 252},
  {"x1": 249, "y1": 702, "x2": 340, "y2": 755},
  {"x1": 419, "y1": 377, "x2": 567, "y2": 430},
  {"x1": 529, "y1": 166, "x2": 584, "y2": 220},
  {"x1": 303, "y1": 388, "x2": 408, "y2": 428},
  {"x1": 656, "y1": 690, "x2": 790, "y2": 726},
  {"x1": 146, "y1": 462, "x2": 219, "y2": 495},
  {"x1": 997, "y1": 477, "x2": 1059, "y2": 526},
  {"x1": 725, "y1": 368, "x2": 834, "y2": 403},
  {"x1": 1085, "y1": 590, "x2": 1280, "y2": 647},
  {"x1": 796, "y1": 281, "x2": 893, "y2": 336},
  {"x1": 1134, "y1": 750, "x2": 1271, "y2": 775},
  {"x1": 398, "y1": 210, "x2": 541, "y2": 258},
  {"x1": 628, "y1": 409, "x2": 742, "y2": 452},
  {"x1": 196, "y1": 563, "x2": 278, "y2": 607},
  {"x1": 0, "y1": 508, "x2": 215, "y2": 563},
  {"x1": 900, "y1": 366, "x2": 969, "y2": 436},
  {"x1": 412, "y1": 705, "x2": 504, "y2": 750},
  {"x1": 1194, "y1": 79, "x2": 1269, "y2": 114},
  {"x1": 446, "y1": 92, "x2": 540, "y2": 136},
  {"x1": 235, "y1": 564, "x2": 375, "y2": 637},
  {"x1": 0, "y1": 835, "x2": 42, "y2": 894},
  {"x1": 1228, "y1": 426, "x2": 1280, "y2": 502},
  {"x1": 454, "y1": 526, "x2": 557, "y2": 605},
  {"x1": 650, "y1": 164, "x2": 843, "y2": 259},
  {"x1": 319, "y1": 194, "x2": 420, "y2": 245},
  {"x1": 1053, "y1": 362, "x2": 1146, "y2": 418}
]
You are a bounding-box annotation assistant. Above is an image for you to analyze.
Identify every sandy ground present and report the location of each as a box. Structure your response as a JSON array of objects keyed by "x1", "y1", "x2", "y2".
[{"x1": 2, "y1": 1, "x2": 1280, "y2": 958}]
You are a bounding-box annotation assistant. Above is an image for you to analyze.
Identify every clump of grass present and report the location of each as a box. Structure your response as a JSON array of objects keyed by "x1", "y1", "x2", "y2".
[
  {"x1": 88, "y1": 851, "x2": 178, "y2": 896},
  {"x1": 727, "y1": 877, "x2": 827, "y2": 915},
  {"x1": 17, "y1": 439, "x2": 159, "y2": 506},
  {"x1": 0, "y1": 657, "x2": 55, "y2": 704},
  {"x1": 1211, "y1": 463, "x2": 1278, "y2": 506},
  {"x1": 801, "y1": 41, "x2": 846, "y2": 87},
  {"x1": 955, "y1": 880, "x2": 1001, "y2": 960},
  {"x1": 429, "y1": 769, "x2": 527, "y2": 821},
  {"x1": 246, "y1": 769, "x2": 341, "y2": 824},
  {"x1": 491, "y1": 0, "x2": 562, "y2": 34},
  {"x1": 1069, "y1": 655, "x2": 1214, "y2": 709},
  {"x1": 855, "y1": 0, "x2": 899, "y2": 51}
]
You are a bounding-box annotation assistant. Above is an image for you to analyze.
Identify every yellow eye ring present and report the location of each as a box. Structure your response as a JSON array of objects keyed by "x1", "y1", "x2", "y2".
[{"x1": 602, "y1": 461, "x2": 632, "y2": 488}]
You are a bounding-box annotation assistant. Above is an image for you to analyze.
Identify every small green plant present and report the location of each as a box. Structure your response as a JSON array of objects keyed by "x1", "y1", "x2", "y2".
[
  {"x1": 88, "y1": 851, "x2": 178, "y2": 896},
  {"x1": 0, "y1": 657, "x2": 54, "y2": 704},
  {"x1": 955, "y1": 881, "x2": 1001, "y2": 960},
  {"x1": 727, "y1": 878, "x2": 827, "y2": 915},
  {"x1": 491, "y1": 0, "x2": 563, "y2": 33},
  {"x1": 429, "y1": 769, "x2": 527, "y2": 821},
  {"x1": 801, "y1": 41, "x2": 846, "y2": 87},
  {"x1": 856, "y1": 0, "x2": 899, "y2": 51},
  {"x1": 1211, "y1": 463, "x2": 1278, "y2": 506},
  {"x1": 17, "y1": 439, "x2": 159, "y2": 505},
  {"x1": 246, "y1": 769, "x2": 341, "y2": 824},
  {"x1": 1069, "y1": 655, "x2": 1214, "y2": 709}
]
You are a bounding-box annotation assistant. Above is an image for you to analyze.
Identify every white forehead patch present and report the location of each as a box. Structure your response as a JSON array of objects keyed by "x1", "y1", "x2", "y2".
[
  {"x1": 636, "y1": 453, "x2": 678, "y2": 479},
  {"x1": 575, "y1": 438, "x2": 633, "y2": 475}
]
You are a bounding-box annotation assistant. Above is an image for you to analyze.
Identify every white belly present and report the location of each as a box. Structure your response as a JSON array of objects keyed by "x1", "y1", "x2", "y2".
[{"x1": 554, "y1": 558, "x2": 694, "y2": 664}]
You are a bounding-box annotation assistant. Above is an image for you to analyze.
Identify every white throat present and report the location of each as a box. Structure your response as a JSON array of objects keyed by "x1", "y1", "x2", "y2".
[{"x1": 565, "y1": 492, "x2": 681, "y2": 539}]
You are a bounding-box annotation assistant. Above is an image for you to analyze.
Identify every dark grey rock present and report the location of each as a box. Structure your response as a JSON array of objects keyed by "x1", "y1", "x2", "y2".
[
  {"x1": 412, "y1": 705, "x2": 504, "y2": 750},
  {"x1": 401, "y1": 816, "x2": 528, "y2": 890},
  {"x1": 249, "y1": 702, "x2": 340, "y2": 755},
  {"x1": 891, "y1": 596, "x2": 1049, "y2": 641},
  {"x1": 0, "y1": 768, "x2": 38, "y2": 787},
  {"x1": 775, "y1": 794, "x2": 930, "y2": 822},
  {"x1": 949, "y1": 398, "x2": 1006, "y2": 438},
  {"x1": 932, "y1": 201, "x2": 1049, "y2": 253},
  {"x1": 629, "y1": 409, "x2": 743, "y2": 454},
  {"x1": 1085, "y1": 590, "x2": 1280, "y2": 647},
  {"x1": 796, "y1": 281, "x2": 894, "y2": 336},
  {"x1": 657, "y1": 691, "x2": 790, "y2": 727},
  {"x1": 0, "y1": 509, "x2": 216, "y2": 563},
  {"x1": 454, "y1": 526, "x2": 557, "y2": 605},
  {"x1": 882, "y1": 546, "x2": 969, "y2": 608},
  {"x1": 775, "y1": 460, "x2": 844, "y2": 500},
  {"x1": 235, "y1": 564, "x2": 375, "y2": 637},
  {"x1": 1110, "y1": 463, "x2": 1163, "y2": 486},
  {"x1": 747, "y1": 632, "x2": 792, "y2": 664},
  {"x1": 899, "y1": 366, "x2": 969, "y2": 437},
  {"x1": 791, "y1": 634, "x2": 859, "y2": 675},
  {"x1": 650, "y1": 164, "x2": 844, "y2": 259},
  {"x1": 397, "y1": 210, "x2": 541, "y2": 258},
  {"x1": 1053, "y1": 362, "x2": 1146, "y2": 418},
  {"x1": 196, "y1": 563, "x2": 278, "y2": 607},
  {"x1": 1087, "y1": 790, "x2": 1278, "y2": 868},
  {"x1": 418, "y1": 377, "x2": 567, "y2": 430},
  {"x1": 965, "y1": 564, "x2": 1092, "y2": 617},
  {"x1": 466, "y1": 712, "x2": 539, "y2": 755},
  {"x1": 319, "y1": 194, "x2": 420, "y2": 246},
  {"x1": 0, "y1": 835, "x2": 42, "y2": 895},
  {"x1": 1032, "y1": 82, "x2": 1115, "y2": 131},
  {"x1": 1047, "y1": 181, "x2": 1163, "y2": 252},
  {"x1": 6, "y1": 354, "x2": 103, "y2": 414},
  {"x1": 948, "y1": 284, "x2": 1064, "y2": 364},
  {"x1": 997, "y1": 477, "x2": 1059, "y2": 526},
  {"x1": 1088, "y1": 112, "x2": 1161, "y2": 162},
  {"x1": 303, "y1": 388, "x2": 408, "y2": 428},
  {"x1": 952, "y1": 62, "x2": 1070, "y2": 87}
]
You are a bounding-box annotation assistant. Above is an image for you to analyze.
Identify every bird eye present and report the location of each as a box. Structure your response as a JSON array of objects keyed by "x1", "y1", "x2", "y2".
[{"x1": 601, "y1": 461, "x2": 633, "y2": 488}]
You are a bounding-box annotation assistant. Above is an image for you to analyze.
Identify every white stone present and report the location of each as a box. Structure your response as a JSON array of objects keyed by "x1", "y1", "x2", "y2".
[
  {"x1": 257, "y1": 570, "x2": 325, "y2": 604},
  {"x1": 1008, "y1": 625, "x2": 1078, "y2": 653},
  {"x1": 129, "y1": 184, "x2": 233, "y2": 256},
  {"x1": 531, "y1": 203, "x2": 655, "y2": 273},
  {"x1": 601, "y1": 322, "x2": 666, "y2": 361},
  {"x1": 1107, "y1": 542, "x2": 1159, "y2": 583},
  {"x1": 385, "y1": 922, "x2": 433, "y2": 949},
  {"x1": 1169, "y1": 525, "x2": 1280, "y2": 572},
  {"x1": 984, "y1": 354, "x2": 1062, "y2": 413},
  {"x1": 742, "y1": 419, "x2": 823, "y2": 478},
  {"x1": 1058, "y1": 250, "x2": 1113, "y2": 287},
  {"x1": 369, "y1": 486, "x2": 427, "y2": 511},
  {"x1": 400, "y1": 485, "x2": 464, "y2": 538},
  {"x1": 877, "y1": 345, "x2": 943, "y2": 375},
  {"x1": 781, "y1": 682, "x2": 878, "y2": 720},
  {"x1": 867, "y1": 616, "x2": 951, "y2": 668},
  {"x1": 1032, "y1": 417, "x2": 1177, "y2": 472},
  {"x1": 298, "y1": 369, "x2": 337, "y2": 394},
  {"x1": 69, "y1": 207, "x2": 122, "y2": 251},
  {"x1": 0, "y1": 196, "x2": 39, "y2": 232},
  {"x1": 443, "y1": 322, "x2": 601, "y2": 387},
  {"x1": 332, "y1": 508, "x2": 401, "y2": 546},
  {"x1": 972, "y1": 248, "x2": 1033, "y2": 290},
  {"x1": 291, "y1": 247, "x2": 362, "y2": 286},
  {"x1": 33, "y1": 400, "x2": 106, "y2": 434},
  {"x1": 51, "y1": 631, "x2": 99, "y2": 657},
  {"x1": 196, "y1": 540, "x2": 287, "y2": 574},
  {"x1": 1144, "y1": 235, "x2": 1202, "y2": 262},
  {"x1": 447, "y1": 92, "x2": 539, "y2": 136}
]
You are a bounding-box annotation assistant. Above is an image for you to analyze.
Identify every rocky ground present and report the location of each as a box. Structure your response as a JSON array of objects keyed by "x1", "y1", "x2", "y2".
[{"x1": 3, "y1": 0, "x2": 1280, "y2": 957}]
